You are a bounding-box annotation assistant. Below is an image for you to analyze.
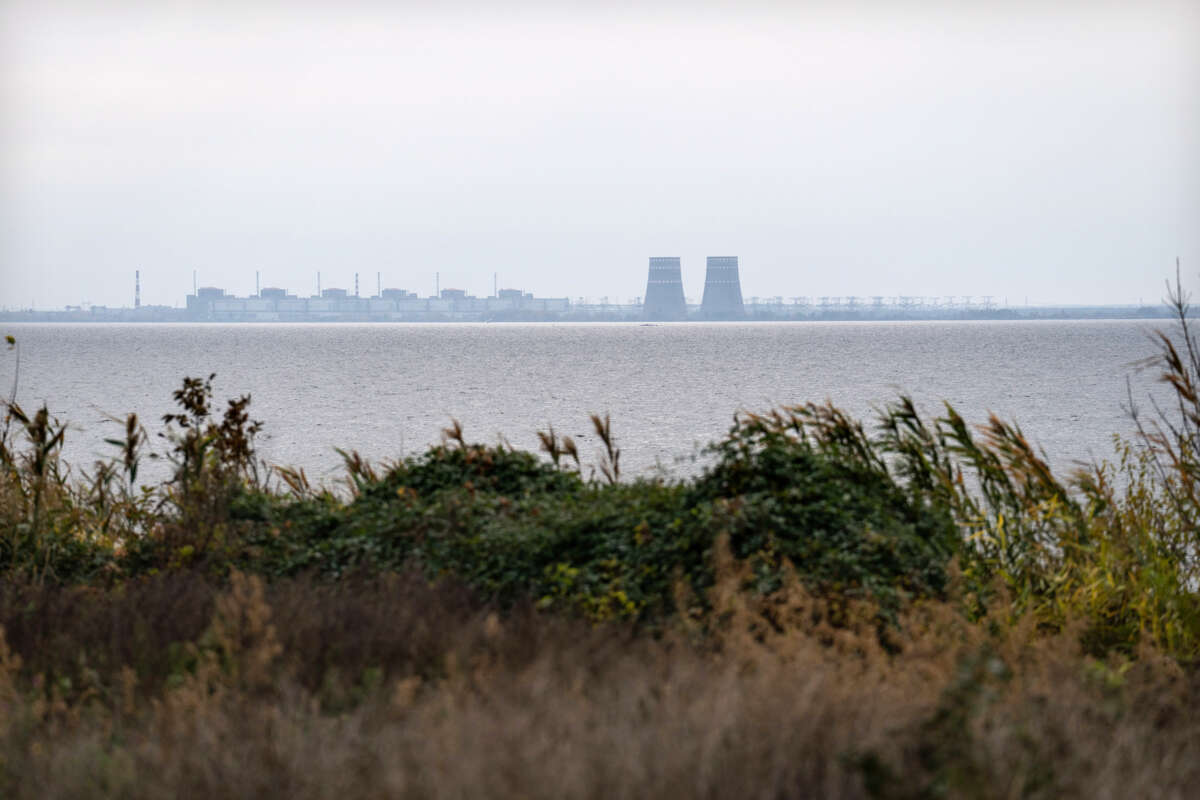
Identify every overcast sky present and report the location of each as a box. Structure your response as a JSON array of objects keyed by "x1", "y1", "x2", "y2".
[{"x1": 1, "y1": 0, "x2": 1197, "y2": 309}]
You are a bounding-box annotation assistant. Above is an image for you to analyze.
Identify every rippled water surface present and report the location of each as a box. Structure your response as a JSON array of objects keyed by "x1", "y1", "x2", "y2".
[{"x1": 6, "y1": 320, "x2": 1168, "y2": 481}]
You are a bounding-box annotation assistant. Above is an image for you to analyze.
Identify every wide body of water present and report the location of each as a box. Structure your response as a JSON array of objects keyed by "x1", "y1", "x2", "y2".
[{"x1": 3, "y1": 320, "x2": 1170, "y2": 483}]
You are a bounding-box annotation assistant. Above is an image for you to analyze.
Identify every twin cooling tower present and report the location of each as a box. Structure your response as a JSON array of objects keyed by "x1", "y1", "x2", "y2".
[{"x1": 642, "y1": 256, "x2": 744, "y2": 320}]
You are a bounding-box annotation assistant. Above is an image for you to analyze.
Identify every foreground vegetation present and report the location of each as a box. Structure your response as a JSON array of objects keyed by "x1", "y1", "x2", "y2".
[{"x1": 1, "y1": 280, "x2": 1199, "y2": 797}]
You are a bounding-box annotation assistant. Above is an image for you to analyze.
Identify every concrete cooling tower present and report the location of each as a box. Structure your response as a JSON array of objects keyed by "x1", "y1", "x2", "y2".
[
  {"x1": 699, "y1": 256, "x2": 744, "y2": 319},
  {"x1": 642, "y1": 257, "x2": 688, "y2": 320}
]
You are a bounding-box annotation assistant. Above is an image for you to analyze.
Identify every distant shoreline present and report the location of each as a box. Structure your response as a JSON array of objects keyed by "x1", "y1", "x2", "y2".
[{"x1": 0, "y1": 306, "x2": 1172, "y2": 324}]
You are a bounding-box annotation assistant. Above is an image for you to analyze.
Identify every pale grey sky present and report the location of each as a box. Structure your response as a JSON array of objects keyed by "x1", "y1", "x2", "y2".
[{"x1": 1, "y1": 0, "x2": 1197, "y2": 308}]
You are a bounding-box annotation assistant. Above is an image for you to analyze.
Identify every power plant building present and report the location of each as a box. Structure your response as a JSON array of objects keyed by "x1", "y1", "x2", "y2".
[
  {"x1": 700, "y1": 256, "x2": 745, "y2": 319},
  {"x1": 642, "y1": 257, "x2": 687, "y2": 320},
  {"x1": 182, "y1": 286, "x2": 569, "y2": 321}
]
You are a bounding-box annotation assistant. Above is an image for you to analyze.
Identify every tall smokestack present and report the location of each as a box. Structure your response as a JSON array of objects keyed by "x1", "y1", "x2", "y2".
[
  {"x1": 135, "y1": 270, "x2": 141, "y2": 309},
  {"x1": 700, "y1": 256, "x2": 745, "y2": 319},
  {"x1": 377, "y1": 272, "x2": 381, "y2": 298},
  {"x1": 642, "y1": 257, "x2": 687, "y2": 320},
  {"x1": 256, "y1": 271, "x2": 260, "y2": 297},
  {"x1": 317, "y1": 272, "x2": 321, "y2": 297},
  {"x1": 192, "y1": 270, "x2": 197, "y2": 297},
  {"x1": 355, "y1": 273, "x2": 359, "y2": 297}
]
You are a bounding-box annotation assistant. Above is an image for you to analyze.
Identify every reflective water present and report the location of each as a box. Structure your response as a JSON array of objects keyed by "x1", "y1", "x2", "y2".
[{"x1": 5, "y1": 320, "x2": 1167, "y2": 482}]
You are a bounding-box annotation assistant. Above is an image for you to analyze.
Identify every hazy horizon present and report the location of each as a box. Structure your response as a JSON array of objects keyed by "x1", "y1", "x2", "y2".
[{"x1": 2, "y1": 0, "x2": 1197, "y2": 309}]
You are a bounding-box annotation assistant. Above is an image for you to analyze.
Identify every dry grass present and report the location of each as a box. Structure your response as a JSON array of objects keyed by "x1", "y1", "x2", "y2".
[{"x1": 2, "y1": 550, "x2": 1198, "y2": 799}]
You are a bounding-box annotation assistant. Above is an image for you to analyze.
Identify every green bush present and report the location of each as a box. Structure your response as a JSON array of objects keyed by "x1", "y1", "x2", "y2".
[
  {"x1": 691, "y1": 416, "x2": 959, "y2": 608},
  {"x1": 222, "y1": 413, "x2": 957, "y2": 623}
]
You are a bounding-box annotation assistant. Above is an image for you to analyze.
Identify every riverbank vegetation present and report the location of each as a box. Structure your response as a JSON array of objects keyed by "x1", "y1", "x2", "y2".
[{"x1": 1, "y1": 283, "x2": 1199, "y2": 797}]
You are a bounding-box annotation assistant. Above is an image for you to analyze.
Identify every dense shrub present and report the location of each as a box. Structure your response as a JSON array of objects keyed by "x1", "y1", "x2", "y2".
[
  {"x1": 223, "y1": 416, "x2": 956, "y2": 622},
  {"x1": 692, "y1": 416, "x2": 959, "y2": 607}
]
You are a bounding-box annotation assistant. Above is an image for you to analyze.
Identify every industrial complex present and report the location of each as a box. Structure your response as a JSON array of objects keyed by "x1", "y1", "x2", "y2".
[
  {"x1": 186, "y1": 283, "x2": 569, "y2": 323},
  {"x1": 0, "y1": 259, "x2": 1169, "y2": 323}
]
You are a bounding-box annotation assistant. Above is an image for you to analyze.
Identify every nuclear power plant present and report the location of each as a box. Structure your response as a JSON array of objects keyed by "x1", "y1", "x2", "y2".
[
  {"x1": 700, "y1": 256, "x2": 745, "y2": 319},
  {"x1": 12, "y1": 257, "x2": 1133, "y2": 323},
  {"x1": 642, "y1": 257, "x2": 688, "y2": 320}
]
